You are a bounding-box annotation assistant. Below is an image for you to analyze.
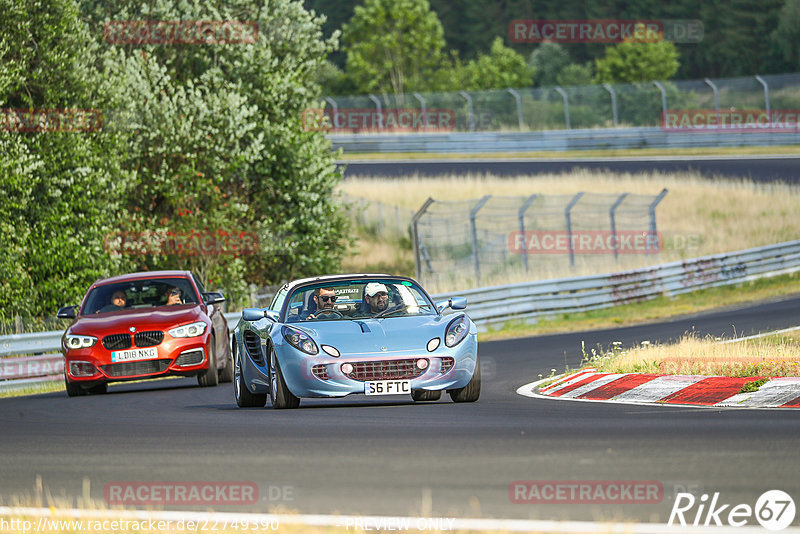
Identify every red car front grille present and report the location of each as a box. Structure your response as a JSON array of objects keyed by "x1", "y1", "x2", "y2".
[
  {"x1": 134, "y1": 330, "x2": 163, "y2": 347},
  {"x1": 101, "y1": 359, "x2": 170, "y2": 377},
  {"x1": 345, "y1": 359, "x2": 426, "y2": 381},
  {"x1": 102, "y1": 334, "x2": 132, "y2": 350}
]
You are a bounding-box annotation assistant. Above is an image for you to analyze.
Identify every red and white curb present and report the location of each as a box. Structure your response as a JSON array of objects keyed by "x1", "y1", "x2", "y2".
[{"x1": 518, "y1": 370, "x2": 800, "y2": 408}]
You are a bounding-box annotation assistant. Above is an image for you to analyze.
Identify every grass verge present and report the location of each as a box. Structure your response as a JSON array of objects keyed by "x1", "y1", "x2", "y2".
[
  {"x1": 338, "y1": 144, "x2": 800, "y2": 161},
  {"x1": 481, "y1": 271, "x2": 800, "y2": 341},
  {"x1": 580, "y1": 331, "x2": 800, "y2": 378}
]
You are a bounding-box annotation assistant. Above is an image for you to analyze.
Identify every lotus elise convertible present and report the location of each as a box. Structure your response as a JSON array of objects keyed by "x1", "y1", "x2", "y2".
[{"x1": 232, "y1": 274, "x2": 480, "y2": 408}]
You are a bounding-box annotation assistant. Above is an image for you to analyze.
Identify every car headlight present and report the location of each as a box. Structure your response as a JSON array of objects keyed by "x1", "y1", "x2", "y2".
[
  {"x1": 282, "y1": 325, "x2": 318, "y2": 355},
  {"x1": 445, "y1": 316, "x2": 469, "y2": 347},
  {"x1": 65, "y1": 335, "x2": 97, "y2": 349},
  {"x1": 168, "y1": 321, "x2": 207, "y2": 338}
]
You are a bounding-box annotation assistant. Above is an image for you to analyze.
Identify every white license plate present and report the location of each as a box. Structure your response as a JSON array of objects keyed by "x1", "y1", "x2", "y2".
[
  {"x1": 364, "y1": 380, "x2": 411, "y2": 395},
  {"x1": 111, "y1": 347, "x2": 159, "y2": 362}
]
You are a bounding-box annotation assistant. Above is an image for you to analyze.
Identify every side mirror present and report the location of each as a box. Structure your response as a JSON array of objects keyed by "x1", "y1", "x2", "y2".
[
  {"x1": 242, "y1": 308, "x2": 266, "y2": 322},
  {"x1": 204, "y1": 291, "x2": 226, "y2": 305},
  {"x1": 57, "y1": 305, "x2": 77, "y2": 319},
  {"x1": 265, "y1": 310, "x2": 280, "y2": 322},
  {"x1": 450, "y1": 297, "x2": 467, "y2": 310},
  {"x1": 435, "y1": 297, "x2": 468, "y2": 313}
]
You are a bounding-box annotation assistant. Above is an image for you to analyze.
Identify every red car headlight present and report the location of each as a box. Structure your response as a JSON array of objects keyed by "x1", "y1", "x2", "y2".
[{"x1": 65, "y1": 335, "x2": 97, "y2": 349}]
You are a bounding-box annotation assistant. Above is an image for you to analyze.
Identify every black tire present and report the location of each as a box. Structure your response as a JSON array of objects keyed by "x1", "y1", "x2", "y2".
[
  {"x1": 218, "y1": 337, "x2": 234, "y2": 383},
  {"x1": 412, "y1": 389, "x2": 442, "y2": 402},
  {"x1": 65, "y1": 376, "x2": 87, "y2": 397},
  {"x1": 233, "y1": 340, "x2": 267, "y2": 408},
  {"x1": 87, "y1": 383, "x2": 108, "y2": 395},
  {"x1": 197, "y1": 337, "x2": 219, "y2": 387},
  {"x1": 268, "y1": 345, "x2": 300, "y2": 409},
  {"x1": 449, "y1": 356, "x2": 481, "y2": 403}
]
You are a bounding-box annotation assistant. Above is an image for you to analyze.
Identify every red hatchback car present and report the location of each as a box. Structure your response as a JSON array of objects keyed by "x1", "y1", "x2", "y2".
[{"x1": 57, "y1": 271, "x2": 232, "y2": 396}]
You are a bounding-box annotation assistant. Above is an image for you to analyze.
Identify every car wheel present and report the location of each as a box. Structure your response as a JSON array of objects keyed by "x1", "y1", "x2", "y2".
[
  {"x1": 197, "y1": 337, "x2": 219, "y2": 387},
  {"x1": 268, "y1": 345, "x2": 300, "y2": 409},
  {"x1": 411, "y1": 389, "x2": 442, "y2": 402},
  {"x1": 65, "y1": 375, "x2": 87, "y2": 397},
  {"x1": 233, "y1": 340, "x2": 267, "y2": 408},
  {"x1": 449, "y1": 356, "x2": 481, "y2": 403},
  {"x1": 87, "y1": 383, "x2": 108, "y2": 395},
  {"x1": 218, "y1": 337, "x2": 234, "y2": 383}
]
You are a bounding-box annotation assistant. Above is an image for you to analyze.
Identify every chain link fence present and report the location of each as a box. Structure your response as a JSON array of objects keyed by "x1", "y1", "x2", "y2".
[
  {"x1": 320, "y1": 73, "x2": 800, "y2": 132},
  {"x1": 411, "y1": 191, "x2": 668, "y2": 289}
]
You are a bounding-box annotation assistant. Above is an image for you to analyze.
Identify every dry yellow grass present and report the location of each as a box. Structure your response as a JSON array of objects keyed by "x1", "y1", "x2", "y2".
[
  {"x1": 585, "y1": 333, "x2": 800, "y2": 377},
  {"x1": 338, "y1": 171, "x2": 800, "y2": 292}
]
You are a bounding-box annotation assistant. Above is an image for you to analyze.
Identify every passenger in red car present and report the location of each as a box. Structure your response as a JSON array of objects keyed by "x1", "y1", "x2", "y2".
[{"x1": 165, "y1": 287, "x2": 182, "y2": 306}]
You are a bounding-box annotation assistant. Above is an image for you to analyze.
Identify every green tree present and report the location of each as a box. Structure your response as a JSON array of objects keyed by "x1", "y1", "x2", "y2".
[
  {"x1": 0, "y1": 0, "x2": 125, "y2": 318},
  {"x1": 458, "y1": 37, "x2": 534, "y2": 90},
  {"x1": 529, "y1": 42, "x2": 570, "y2": 87},
  {"x1": 772, "y1": 0, "x2": 800, "y2": 71},
  {"x1": 556, "y1": 63, "x2": 594, "y2": 87},
  {"x1": 595, "y1": 35, "x2": 679, "y2": 84},
  {"x1": 91, "y1": 0, "x2": 349, "y2": 295},
  {"x1": 342, "y1": 0, "x2": 446, "y2": 95}
]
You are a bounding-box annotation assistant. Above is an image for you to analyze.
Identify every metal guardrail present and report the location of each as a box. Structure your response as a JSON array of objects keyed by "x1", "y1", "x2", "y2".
[
  {"x1": 455, "y1": 240, "x2": 800, "y2": 328},
  {"x1": 3, "y1": 239, "x2": 800, "y2": 389},
  {"x1": 329, "y1": 128, "x2": 800, "y2": 153}
]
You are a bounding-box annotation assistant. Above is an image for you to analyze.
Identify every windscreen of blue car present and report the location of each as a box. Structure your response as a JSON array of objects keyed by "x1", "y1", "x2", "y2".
[{"x1": 285, "y1": 280, "x2": 436, "y2": 322}]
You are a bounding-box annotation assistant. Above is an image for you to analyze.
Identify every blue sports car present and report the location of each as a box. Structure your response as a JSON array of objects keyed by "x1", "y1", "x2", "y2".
[{"x1": 231, "y1": 274, "x2": 480, "y2": 408}]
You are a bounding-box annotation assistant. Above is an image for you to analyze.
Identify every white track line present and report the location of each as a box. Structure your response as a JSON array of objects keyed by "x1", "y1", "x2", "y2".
[{"x1": 2, "y1": 506, "x2": 797, "y2": 534}]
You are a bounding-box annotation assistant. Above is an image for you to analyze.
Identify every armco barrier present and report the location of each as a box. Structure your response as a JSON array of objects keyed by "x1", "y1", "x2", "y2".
[
  {"x1": 3, "y1": 239, "x2": 800, "y2": 389},
  {"x1": 329, "y1": 128, "x2": 800, "y2": 153}
]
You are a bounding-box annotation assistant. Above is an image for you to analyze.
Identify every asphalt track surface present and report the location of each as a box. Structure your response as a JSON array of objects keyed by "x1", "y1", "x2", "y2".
[
  {"x1": 340, "y1": 155, "x2": 800, "y2": 182},
  {"x1": 2, "y1": 296, "x2": 800, "y2": 525}
]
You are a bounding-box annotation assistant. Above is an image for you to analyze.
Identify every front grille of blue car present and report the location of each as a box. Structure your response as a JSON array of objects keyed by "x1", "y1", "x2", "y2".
[
  {"x1": 134, "y1": 330, "x2": 163, "y2": 347},
  {"x1": 102, "y1": 333, "x2": 132, "y2": 351},
  {"x1": 243, "y1": 331, "x2": 264, "y2": 364},
  {"x1": 101, "y1": 359, "x2": 170, "y2": 377},
  {"x1": 345, "y1": 359, "x2": 426, "y2": 381},
  {"x1": 312, "y1": 365, "x2": 330, "y2": 380},
  {"x1": 440, "y1": 357, "x2": 454, "y2": 375}
]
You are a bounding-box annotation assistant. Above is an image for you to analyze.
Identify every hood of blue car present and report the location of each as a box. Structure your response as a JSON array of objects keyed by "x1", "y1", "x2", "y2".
[{"x1": 298, "y1": 315, "x2": 454, "y2": 355}]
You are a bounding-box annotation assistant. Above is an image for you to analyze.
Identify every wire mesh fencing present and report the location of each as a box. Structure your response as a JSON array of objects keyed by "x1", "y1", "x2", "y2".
[
  {"x1": 411, "y1": 191, "x2": 668, "y2": 289},
  {"x1": 319, "y1": 73, "x2": 800, "y2": 133}
]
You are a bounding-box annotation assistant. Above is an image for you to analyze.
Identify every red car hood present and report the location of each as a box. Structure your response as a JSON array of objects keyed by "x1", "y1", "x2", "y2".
[{"x1": 68, "y1": 305, "x2": 206, "y2": 337}]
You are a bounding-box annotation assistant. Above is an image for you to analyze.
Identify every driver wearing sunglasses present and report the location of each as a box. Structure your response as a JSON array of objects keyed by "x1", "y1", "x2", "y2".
[{"x1": 305, "y1": 287, "x2": 337, "y2": 320}]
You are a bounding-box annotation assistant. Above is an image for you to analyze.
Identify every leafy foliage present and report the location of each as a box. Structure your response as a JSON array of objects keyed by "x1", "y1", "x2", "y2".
[
  {"x1": 342, "y1": 0, "x2": 447, "y2": 95},
  {"x1": 595, "y1": 36, "x2": 680, "y2": 84},
  {"x1": 2, "y1": 0, "x2": 349, "y2": 318}
]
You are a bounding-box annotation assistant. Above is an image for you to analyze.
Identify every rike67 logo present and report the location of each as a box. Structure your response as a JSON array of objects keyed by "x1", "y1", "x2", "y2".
[{"x1": 669, "y1": 490, "x2": 796, "y2": 531}]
